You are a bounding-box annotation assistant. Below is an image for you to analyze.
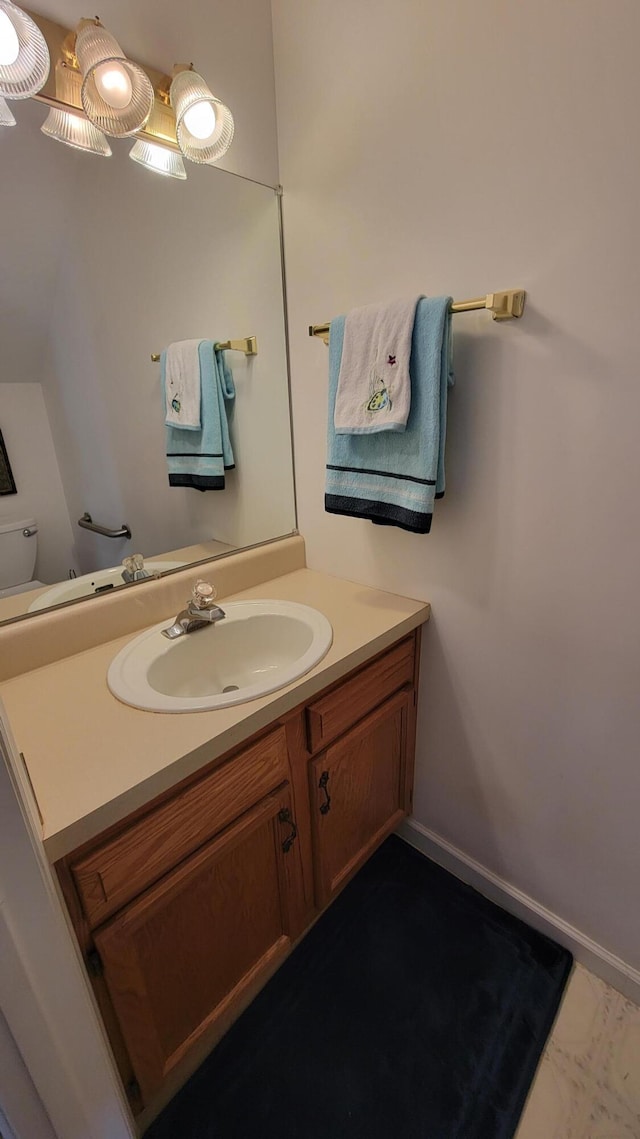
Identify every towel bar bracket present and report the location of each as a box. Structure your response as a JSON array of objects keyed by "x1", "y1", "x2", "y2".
[
  {"x1": 487, "y1": 289, "x2": 526, "y2": 321},
  {"x1": 217, "y1": 336, "x2": 258, "y2": 356}
]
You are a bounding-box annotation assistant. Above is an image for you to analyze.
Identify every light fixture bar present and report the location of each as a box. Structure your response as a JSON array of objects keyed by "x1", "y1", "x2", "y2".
[{"x1": 24, "y1": 8, "x2": 183, "y2": 153}]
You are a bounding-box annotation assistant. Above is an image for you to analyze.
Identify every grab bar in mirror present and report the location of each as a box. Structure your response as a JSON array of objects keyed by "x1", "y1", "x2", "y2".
[
  {"x1": 150, "y1": 336, "x2": 258, "y2": 362},
  {"x1": 78, "y1": 512, "x2": 132, "y2": 540}
]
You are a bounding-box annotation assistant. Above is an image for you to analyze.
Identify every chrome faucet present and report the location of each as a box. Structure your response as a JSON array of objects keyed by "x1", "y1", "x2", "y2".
[
  {"x1": 121, "y1": 554, "x2": 151, "y2": 583},
  {"x1": 162, "y1": 580, "x2": 226, "y2": 639}
]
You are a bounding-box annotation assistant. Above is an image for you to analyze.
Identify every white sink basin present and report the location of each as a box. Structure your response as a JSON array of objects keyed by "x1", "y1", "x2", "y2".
[
  {"x1": 27, "y1": 561, "x2": 186, "y2": 612},
  {"x1": 107, "y1": 599, "x2": 333, "y2": 713}
]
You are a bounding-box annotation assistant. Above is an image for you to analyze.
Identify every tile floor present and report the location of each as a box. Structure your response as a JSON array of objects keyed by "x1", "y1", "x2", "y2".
[{"x1": 516, "y1": 964, "x2": 640, "y2": 1138}]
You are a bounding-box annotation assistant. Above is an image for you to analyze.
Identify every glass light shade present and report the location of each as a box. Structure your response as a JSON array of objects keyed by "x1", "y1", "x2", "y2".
[
  {"x1": 129, "y1": 139, "x2": 186, "y2": 179},
  {"x1": 41, "y1": 107, "x2": 112, "y2": 155},
  {"x1": 0, "y1": 1, "x2": 49, "y2": 99},
  {"x1": 75, "y1": 20, "x2": 153, "y2": 137},
  {"x1": 0, "y1": 93, "x2": 15, "y2": 124},
  {"x1": 170, "y1": 68, "x2": 234, "y2": 165},
  {"x1": 39, "y1": 59, "x2": 111, "y2": 155}
]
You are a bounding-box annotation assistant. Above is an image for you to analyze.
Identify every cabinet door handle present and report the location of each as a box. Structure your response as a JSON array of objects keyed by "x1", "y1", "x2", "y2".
[
  {"x1": 318, "y1": 770, "x2": 331, "y2": 814},
  {"x1": 278, "y1": 807, "x2": 298, "y2": 853}
]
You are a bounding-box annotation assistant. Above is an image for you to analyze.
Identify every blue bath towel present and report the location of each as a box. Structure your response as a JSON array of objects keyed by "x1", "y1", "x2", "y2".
[
  {"x1": 163, "y1": 340, "x2": 235, "y2": 491},
  {"x1": 325, "y1": 296, "x2": 453, "y2": 532}
]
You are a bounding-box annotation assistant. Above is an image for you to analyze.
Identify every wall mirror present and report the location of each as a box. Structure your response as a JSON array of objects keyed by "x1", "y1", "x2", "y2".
[{"x1": 0, "y1": 97, "x2": 297, "y2": 626}]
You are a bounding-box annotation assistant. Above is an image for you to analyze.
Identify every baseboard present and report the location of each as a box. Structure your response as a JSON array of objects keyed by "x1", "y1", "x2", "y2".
[{"x1": 397, "y1": 818, "x2": 640, "y2": 1006}]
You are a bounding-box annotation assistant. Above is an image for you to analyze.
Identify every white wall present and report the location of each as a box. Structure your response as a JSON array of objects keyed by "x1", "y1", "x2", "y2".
[
  {"x1": 0, "y1": 1007, "x2": 57, "y2": 1139},
  {"x1": 272, "y1": 0, "x2": 640, "y2": 974},
  {"x1": 0, "y1": 386, "x2": 76, "y2": 584}
]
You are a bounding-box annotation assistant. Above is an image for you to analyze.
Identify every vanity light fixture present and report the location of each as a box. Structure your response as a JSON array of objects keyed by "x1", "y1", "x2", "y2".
[
  {"x1": 170, "y1": 64, "x2": 234, "y2": 165},
  {"x1": 0, "y1": 93, "x2": 15, "y2": 123},
  {"x1": 75, "y1": 17, "x2": 153, "y2": 137},
  {"x1": 4, "y1": 10, "x2": 236, "y2": 176},
  {"x1": 41, "y1": 59, "x2": 111, "y2": 155},
  {"x1": 129, "y1": 138, "x2": 186, "y2": 179},
  {"x1": 0, "y1": 0, "x2": 49, "y2": 99}
]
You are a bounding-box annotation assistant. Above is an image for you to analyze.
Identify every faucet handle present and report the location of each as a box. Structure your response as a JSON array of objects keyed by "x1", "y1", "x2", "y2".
[
  {"x1": 191, "y1": 579, "x2": 218, "y2": 610},
  {"x1": 123, "y1": 553, "x2": 145, "y2": 571}
]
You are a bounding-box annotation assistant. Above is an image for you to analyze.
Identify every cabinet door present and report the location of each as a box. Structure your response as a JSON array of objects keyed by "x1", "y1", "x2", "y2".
[
  {"x1": 309, "y1": 690, "x2": 410, "y2": 908},
  {"x1": 94, "y1": 785, "x2": 302, "y2": 1103}
]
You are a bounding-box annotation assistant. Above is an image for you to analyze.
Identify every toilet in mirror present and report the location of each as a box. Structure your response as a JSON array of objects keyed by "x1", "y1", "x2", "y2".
[{"x1": 0, "y1": 518, "x2": 44, "y2": 600}]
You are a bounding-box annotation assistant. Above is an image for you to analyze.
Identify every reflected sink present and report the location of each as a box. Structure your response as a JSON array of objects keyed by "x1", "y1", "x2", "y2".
[
  {"x1": 27, "y1": 561, "x2": 186, "y2": 612},
  {"x1": 107, "y1": 599, "x2": 333, "y2": 713}
]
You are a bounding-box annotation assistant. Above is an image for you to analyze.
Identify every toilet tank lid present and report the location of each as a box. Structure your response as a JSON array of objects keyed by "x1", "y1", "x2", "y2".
[{"x1": 0, "y1": 517, "x2": 36, "y2": 535}]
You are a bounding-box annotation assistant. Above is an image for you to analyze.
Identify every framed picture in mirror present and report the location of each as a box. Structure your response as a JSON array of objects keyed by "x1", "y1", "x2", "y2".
[{"x1": 0, "y1": 430, "x2": 17, "y2": 496}]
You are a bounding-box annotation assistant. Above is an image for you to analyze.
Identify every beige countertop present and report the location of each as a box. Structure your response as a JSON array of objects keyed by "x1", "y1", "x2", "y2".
[{"x1": 0, "y1": 567, "x2": 429, "y2": 863}]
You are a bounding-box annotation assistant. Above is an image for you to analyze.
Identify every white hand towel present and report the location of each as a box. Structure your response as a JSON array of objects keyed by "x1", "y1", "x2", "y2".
[
  {"x1": 164, "y1": 339, "x2": 203, "y2": 430},
  {"x1": 333, "y1": 296, "x2": 421, "y2": 434}
]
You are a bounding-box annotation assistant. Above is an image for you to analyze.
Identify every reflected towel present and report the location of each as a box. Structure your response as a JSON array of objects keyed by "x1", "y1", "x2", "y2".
[
  {"x1": 325, "y1": 296, "x2": 453, "y2": 533},
  {"x1": 164, "y1": 340, "x2": 235, "y2": 492},
  {"x1": 164, "y1": 339, "x2": 203, "y2": 429}
]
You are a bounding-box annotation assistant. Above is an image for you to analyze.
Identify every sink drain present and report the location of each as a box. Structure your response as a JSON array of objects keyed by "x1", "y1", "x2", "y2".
[{"x1": 222, "y1": 684, "x2": 240, "y2": 693}]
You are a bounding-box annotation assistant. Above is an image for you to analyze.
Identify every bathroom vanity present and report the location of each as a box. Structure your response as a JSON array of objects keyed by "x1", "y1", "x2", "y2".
[
  {"x1": 0, "y1": 542, "x2": 429, "y2": 1124},
  {"x1": 57, "y1": 631, "x2": 420, "y2": 1115}
]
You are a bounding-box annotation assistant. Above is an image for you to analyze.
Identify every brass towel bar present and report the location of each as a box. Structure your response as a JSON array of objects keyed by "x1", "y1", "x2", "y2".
[
  {"x1": 308, "y1": 289, "x2": 526, "y2": 345},
  {"x1": 151, "y1": 336, "x2": 258, "y2": 362}
]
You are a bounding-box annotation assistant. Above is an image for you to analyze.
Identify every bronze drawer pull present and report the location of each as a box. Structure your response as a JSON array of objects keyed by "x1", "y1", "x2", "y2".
[
  {"x1": 278, "y1": 808, "x2": 298, "y2": 852},
  {"x1": 319, "y1": 770, "x2": 331, "y2": 814}
]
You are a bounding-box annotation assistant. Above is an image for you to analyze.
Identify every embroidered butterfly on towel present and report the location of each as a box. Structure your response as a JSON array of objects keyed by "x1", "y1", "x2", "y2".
[{"x1": 366, "y1": 367, "x2": 392, "y2": 414}]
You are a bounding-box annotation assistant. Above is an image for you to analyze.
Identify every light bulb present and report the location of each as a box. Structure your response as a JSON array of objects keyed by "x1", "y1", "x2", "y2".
[
  {"x1": 0, "y1": 8, "x2": 20, "y2": 66},
  {"x1": 183, "y1": 99, "x2": 216, "y2": 140},
  {"x1": 93, "y1": 60, "x2": 132, "y2": 109}
]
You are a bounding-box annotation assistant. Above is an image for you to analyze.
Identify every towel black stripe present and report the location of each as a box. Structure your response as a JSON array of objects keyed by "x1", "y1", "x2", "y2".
[
  {"x1": 167, "y1": 452, "x2": 224, "y2": 458},
  {"x1": 168, "y1": 474, "x2": 226, "y2": 490},
  {"x1": 326, "y1": 464, "x2": 436, "y2": 487},
  {"x1": 325, "y1": 493, "x2": 434, "y2": 534}
]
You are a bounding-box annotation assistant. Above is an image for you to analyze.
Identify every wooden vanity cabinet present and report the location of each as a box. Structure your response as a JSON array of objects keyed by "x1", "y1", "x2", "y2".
[
  {"x1": 302, "y1": 635, "x2": 417, "y2": 908},
  {"x1": 94, "y1": 784, "x2": 302, "y2": 1103},
  {"x1": 56, "y1": 628, "x2": 421, "y2": 1114},
  {"x1": 308, "y1": 690, "x2": 411, "y2": 907}
]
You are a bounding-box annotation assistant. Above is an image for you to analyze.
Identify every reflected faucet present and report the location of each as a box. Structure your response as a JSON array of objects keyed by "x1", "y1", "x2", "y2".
[
  {"x1": 122, "y1": 554, "x2": 151, "y2": 583},
  {"x1": 162, "y1": 580, "x2": 226, "y2": 639}
]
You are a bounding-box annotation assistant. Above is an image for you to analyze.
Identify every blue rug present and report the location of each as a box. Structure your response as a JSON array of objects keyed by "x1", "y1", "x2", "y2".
[{"x1": 146, "y1": 835, "x2": 571, "y2": 1139}]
